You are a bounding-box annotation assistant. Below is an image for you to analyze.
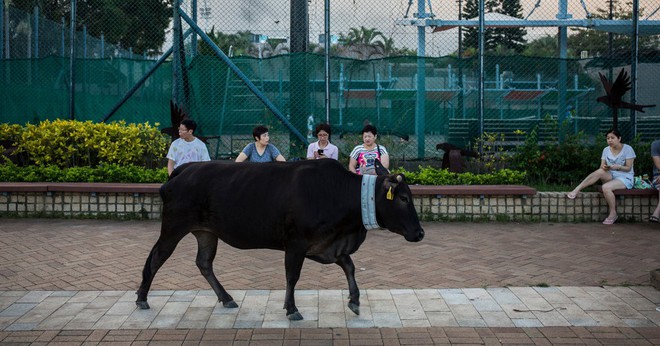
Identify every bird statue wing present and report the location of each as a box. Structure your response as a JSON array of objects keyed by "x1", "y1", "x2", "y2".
[
  {"x1": 610, "y1": 68, "x2": 631, "y2": 102},
  {"x1": 598, "y1": 72, "x2": 612, "y2": 97}
]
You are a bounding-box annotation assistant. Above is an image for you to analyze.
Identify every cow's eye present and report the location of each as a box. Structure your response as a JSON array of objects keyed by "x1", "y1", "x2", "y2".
[{"x1": 400, "y1": 196, "x2": 409, "y2": 203}]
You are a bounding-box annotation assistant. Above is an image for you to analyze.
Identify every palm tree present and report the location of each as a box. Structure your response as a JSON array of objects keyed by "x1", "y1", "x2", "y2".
[{"x1": 337, "y1": 26, "x2": 387, "y2": 60}]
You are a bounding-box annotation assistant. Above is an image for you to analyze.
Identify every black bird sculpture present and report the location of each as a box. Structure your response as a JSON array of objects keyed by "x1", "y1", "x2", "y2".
[
  {"x1": 597, "y1": 68, "x2": 655, "y2": 130},
  {"x1": 161, "y1": 100, "x2": 216, "y2": 144}
]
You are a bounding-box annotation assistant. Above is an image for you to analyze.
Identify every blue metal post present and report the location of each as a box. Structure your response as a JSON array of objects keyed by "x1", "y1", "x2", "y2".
[
  {"x1": 415, "y1": 0, "x2": 426, "y2": 158},
  {"x1": 557, "y1": 0, "x2": 570, "y2": 139},
  {"x1": 178, "y1": 8, "x2": 308, "y2": 145}
]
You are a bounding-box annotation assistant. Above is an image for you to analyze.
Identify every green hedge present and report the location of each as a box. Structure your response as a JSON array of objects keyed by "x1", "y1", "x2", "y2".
[
  {"x1": 1, "y1": 120, "x2": 168, "y2": 168},
  {"x1": 394, "y1": 167, "x2": 526, "y2": 185},
  {"x1": 0, "y1": 162, "x2": 168, "y2": 183}
]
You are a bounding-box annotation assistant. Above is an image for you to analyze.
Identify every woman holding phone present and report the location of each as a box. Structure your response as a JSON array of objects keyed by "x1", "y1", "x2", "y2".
[
  {"x1": 566, "y1": 128, "x2": 636, "y2": 224},
  {"x1": 306, "y1": 123, "x2": 339, "y2": 160}
]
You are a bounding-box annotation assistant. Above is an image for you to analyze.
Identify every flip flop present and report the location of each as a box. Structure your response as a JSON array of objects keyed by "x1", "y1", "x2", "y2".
[
  {"x1": 602, "y1": 216, "x2": 618, "y2": 225},
  {"x1": 650, "y1": 215, "x2": 660, "y2": 223},
  {"x1": 566, "y1": 192, "x2": 578, "y2": 199}
]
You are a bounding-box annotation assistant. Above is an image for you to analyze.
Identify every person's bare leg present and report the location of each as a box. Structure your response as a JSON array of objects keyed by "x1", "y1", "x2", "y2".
[
  {"x1": 601, "y1": 179, "x2": 626, "y2": 221},
  {"x1": 568, "y1": 168, "x2": 610, "y2": 197},
  {"x1": 652, "y1": 191, "x2": 660, "y2": 220}
]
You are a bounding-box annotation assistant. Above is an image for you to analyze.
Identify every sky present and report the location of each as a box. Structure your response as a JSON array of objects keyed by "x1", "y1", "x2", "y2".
[{"x1": 177, "y1": 0, "x2": 659, "y2": 56}]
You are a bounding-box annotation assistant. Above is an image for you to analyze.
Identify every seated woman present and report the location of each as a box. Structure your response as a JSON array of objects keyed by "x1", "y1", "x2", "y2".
[
  {"x1": 235, "y1": 125, "x2": 286, "y2": 162},
  {"x1": 566, "y1": 129, "x2": 636, "y2": 225},
  {"x1": 650, "y1": 139, "x2": 660, "y2": 223}
]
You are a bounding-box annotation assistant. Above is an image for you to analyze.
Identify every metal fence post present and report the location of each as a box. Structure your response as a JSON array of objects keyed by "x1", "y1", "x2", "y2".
[
  {"x1": 33, "y1": 6, "x2": 38, "y2": 58},
  {"x1": 60, "y1": 17, "x2": 65, "y2": 56},
  {"x1": 415, "y1": 0, "x2": 426, "y2": 159},
  {"x1": 0, "y1": 0, "x2": 3, "y2": 60},
  {"x1": 630, "y1": 0, "x2": 639, "y2": 138},
  {"x1": 69, "y1": 0, "x2": 76, "y2": 120}
]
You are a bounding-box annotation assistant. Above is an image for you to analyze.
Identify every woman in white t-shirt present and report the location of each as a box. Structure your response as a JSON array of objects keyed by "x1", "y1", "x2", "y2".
[
  {"x1": 566, "y1": 129, "x2": 636, "y2": 225},
  {"x1": 306, "y1": 123, "x2": 339, "y2": 160}
]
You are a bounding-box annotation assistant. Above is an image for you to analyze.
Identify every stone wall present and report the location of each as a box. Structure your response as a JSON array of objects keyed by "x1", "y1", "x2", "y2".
[
  {"x1": 0, "y1": 191, "x2": 163, "y2": 219},
  {"x1": 1, "y1": 190, "x2": 657, "y2": 222},
  {"x1": 414, "y1": 192, "x2": 658, "y2": 222}
]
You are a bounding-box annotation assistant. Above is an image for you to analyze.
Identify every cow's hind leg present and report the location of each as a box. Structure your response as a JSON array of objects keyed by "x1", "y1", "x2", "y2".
[
  {"x1": 192, "y1": 231, "x2": 237, "y2": 308},
  {"x1": 136, "y1": 231, "x2": 188, "y2": 309},
  {"x1": 283, "y1": 247, "x2": 306, "y2": 320},
  {"x1": 337, "y1": 255, "x2": 360, "y2": 315}
]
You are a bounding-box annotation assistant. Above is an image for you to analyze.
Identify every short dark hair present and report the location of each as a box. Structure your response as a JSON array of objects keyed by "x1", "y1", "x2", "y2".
[
  {"x1": 180, "y1": 119, "x2": 197, "y2": 132},
  {"x1": 253, "y1": 125, "x2": 269, "y2": 141},
  {"x1": 361, "y1": 124, "x2": 378, "y2": 136},
  {"x1": 314, "y1": 123, "x2": 331, "y2": 137},
  {"x1": 606, "y1": 128, "x2": 622, "y2": 140}
]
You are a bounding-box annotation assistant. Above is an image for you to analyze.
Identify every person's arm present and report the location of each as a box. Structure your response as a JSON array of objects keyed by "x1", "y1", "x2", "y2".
[
  {"x1": 611, "y1": 158, "x2": 634, "y2": 172},
  {"x1": 348, "y1": 157, "x2": 358, "y2": 173},
  {"x1": 167, "y1": 159, "x2": 175, "y2": 176},
  {"x1": 330, "y1": 145, "x2": 339, "y2": 160},
  {"x1": 380, "y1": 153, "x2": 390, "y2": 169},
  {"x1": 275, "y1": 154, "x2": 286, "y2": 162},
  {"x1": 235, "y1": 152, "x2": 248, "y2": 162},
  {"x1": 306, "y1": 144, "x2": 315, "y2": 159},
  {"x1": 600, "y1": 159, "x2": 610, "y2": 170},
  {"x1": 653, "y1": 155, "x2": 660, "y2": 170}
]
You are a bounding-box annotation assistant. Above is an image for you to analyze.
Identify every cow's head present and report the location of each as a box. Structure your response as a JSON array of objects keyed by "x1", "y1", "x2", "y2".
[{"x1": 376, "y1": 174, "x2": 424, "y2": 242}]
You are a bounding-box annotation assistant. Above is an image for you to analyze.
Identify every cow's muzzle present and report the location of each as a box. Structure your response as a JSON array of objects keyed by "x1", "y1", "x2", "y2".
[{"x1": 406, "y1": 228, "x2": 424, "y2": 242}]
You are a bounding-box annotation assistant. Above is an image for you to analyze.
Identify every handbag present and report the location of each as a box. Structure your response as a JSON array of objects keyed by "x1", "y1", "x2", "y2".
[{"x1": 374, "y1": 144, "x2": 390, "y2": 175}]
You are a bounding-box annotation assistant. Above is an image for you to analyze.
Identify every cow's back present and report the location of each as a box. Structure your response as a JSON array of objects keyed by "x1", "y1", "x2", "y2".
[{"x1": 160, "y1": 160, "x2": 363, "y2": 250}]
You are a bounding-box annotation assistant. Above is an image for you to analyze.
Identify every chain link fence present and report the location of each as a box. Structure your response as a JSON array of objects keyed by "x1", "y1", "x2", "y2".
[{"x1": 1, "y1": 0, "x2": 659, "y2": 162}]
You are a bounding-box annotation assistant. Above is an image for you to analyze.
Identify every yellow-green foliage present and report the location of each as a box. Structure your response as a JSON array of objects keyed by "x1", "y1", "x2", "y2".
[
  {"x1": 0, "y1": 123, "x2": 24, "y2": 143},
  {"x1": 15, "y1": 120, "x2": 168, "y2": 168}
]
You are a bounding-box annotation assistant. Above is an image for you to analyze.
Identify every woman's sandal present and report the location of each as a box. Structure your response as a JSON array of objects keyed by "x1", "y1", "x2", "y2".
[
  {"x1": 650, "y1": 215, "x2": 660, "y2": 223},
  {"x1": 602, "y1": 216, "x2": 618, "y2": 225}
]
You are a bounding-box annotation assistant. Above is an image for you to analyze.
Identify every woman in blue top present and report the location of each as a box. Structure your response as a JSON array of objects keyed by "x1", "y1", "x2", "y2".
[
  {"x1": 566, "y1": 129, "x2": 636, "y2": 225},
  {"x1": 235, "y1": 125, "x2": 286, "y2": 162}
]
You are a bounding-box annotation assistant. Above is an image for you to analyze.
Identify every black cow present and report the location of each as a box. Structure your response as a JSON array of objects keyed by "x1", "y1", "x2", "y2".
[{"x1": 136, "y1": 159, "x2": 424, "y2": 320}]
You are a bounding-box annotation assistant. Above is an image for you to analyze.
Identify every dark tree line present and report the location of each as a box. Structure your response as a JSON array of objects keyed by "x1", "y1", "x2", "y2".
[
  {"x1": 460, "y1": 0, "x2": 527, "y2": 54},
  {"x1": 9, "y1": 0, "x2": 171, "y2": 55}
]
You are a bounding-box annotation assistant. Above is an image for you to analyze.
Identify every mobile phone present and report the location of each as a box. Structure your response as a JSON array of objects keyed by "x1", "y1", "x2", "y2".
[{"x1": 318, "y1": 149, "x2": 324, "y2": 155}]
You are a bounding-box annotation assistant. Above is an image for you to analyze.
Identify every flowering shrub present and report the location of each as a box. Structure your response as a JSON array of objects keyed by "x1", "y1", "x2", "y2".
[{"x1": 13, "y1": 120, "x2": 168, "y2": 168}]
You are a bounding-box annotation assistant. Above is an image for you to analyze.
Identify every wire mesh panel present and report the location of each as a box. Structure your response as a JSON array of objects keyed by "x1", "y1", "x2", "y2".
[{"x1": 0, "y1": 0, "x2": 659, "y2": 162}]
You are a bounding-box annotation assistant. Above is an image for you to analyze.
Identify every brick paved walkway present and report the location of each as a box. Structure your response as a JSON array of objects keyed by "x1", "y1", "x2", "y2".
[{"x1": 1, "y1": 219, "x2": 659, "y2": 345}]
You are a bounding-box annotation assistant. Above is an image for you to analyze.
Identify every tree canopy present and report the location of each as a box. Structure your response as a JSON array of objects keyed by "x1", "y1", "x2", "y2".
[
  {"x1": 460, "y1": 0, "x2": 527, "y2": 54},
  {"x1": 9, "y1": 0, "x2": 171, "y2": 55}
]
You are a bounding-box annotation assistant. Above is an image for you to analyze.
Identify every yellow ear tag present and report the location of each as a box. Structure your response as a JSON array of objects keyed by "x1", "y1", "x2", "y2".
[{"x1": 387, "y1": 186, "x2": 393, "y2": 200}]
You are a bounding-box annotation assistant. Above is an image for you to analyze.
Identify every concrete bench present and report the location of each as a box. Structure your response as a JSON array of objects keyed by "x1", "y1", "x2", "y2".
[
  {"x1": 0, "y1": 182, "x2": 161, "y2": 194},
  {"x1": 410, "y1": 185, "x2": 537, "y2": 196},
  {"x1": 596, "y1": 186, "x2": 657, "y2": 196}
]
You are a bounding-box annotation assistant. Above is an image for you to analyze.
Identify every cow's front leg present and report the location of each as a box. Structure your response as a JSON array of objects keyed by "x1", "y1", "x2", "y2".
[
  {"x1": 193, "y1": 231, "x2": 237, "y2": 308},
  {"x1": 336, "y1": 255, "x2": 360, "y2": 315},
  {"x1": 283, "y1": 247, "x2": 306, "y2": 320},
  {"x1": 136, "y1": 231, "x2": 187, "y2": 309}
]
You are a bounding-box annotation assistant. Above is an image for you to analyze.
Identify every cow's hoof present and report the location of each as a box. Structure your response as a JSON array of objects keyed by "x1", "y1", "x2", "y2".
[
  {"x1": 223, "y1": 300, "x2": 238, "y2": 308},
  {"x1": 136, "y1": 301, "x2": 150, "y2": 309},
  {"x1": 287, "y1": 311, "x2": 304, "y2": 321},
  {"x1": 348, "y1": 302, "x2": 360, "y2": 315}
]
